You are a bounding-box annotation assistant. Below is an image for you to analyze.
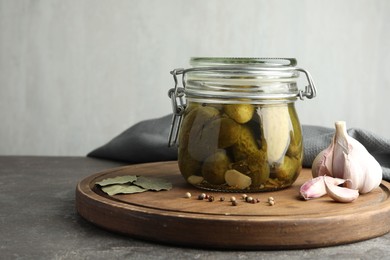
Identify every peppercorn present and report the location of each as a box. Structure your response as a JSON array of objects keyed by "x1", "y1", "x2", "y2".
[
  {"x1": 208, "y1": 195, "x2": 214, "y2": 202},
  {"x1": 198, "y1": 193, "x2": 206, "y2": 200},
  {"x1": 268, "y1": 197, "x2": 275, "y2": 206},
  {"x1": 232, "y1": 200, "x2": 238, "y2": 206},
  {"x1": 219, "y1": 196, "x2": 225, "y2": 202},
  {"x1": 246, "y1": 196, "x2": 254, "y2": 203},
  {"x1": 242, "y1": 194, "x2": 248, "y2": 200},
  {"x1": 230, "y1": 196, "x2": 236, "y2": 202},
  {"x1": 185, "y1": 192, "x2": 191, "y2": 198}
]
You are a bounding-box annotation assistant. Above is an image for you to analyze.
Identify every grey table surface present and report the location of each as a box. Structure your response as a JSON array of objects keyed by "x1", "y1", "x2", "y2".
[{"x1": 1, "y1": 156, "x2": 390, "y2": 260}]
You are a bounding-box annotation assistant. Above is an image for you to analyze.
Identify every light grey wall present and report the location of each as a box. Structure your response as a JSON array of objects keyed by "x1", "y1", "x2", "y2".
[{"x1": 1, "y1": 0, "x2": 389, "y2": 156}]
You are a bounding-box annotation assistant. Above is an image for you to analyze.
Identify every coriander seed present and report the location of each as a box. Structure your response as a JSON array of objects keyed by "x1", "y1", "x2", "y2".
[{"x1": 185, "y1": 192, "x2": 191, "y2": 198}]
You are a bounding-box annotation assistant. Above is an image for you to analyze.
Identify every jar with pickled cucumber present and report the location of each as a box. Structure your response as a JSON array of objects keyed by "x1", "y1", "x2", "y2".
[{"x1": 168, "y1": 57, "x2": 317, "y2": 192}]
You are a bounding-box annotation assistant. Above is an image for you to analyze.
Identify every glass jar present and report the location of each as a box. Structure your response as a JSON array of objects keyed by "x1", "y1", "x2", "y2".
[{"x1": 168, "y1": 57, "x2": 316, "y2": 192}]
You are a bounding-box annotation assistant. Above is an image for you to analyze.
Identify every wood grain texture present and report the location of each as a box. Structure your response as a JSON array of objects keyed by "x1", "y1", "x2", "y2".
[{"x1": 76, "y1": 161, "x2": 390, "y2": 249}]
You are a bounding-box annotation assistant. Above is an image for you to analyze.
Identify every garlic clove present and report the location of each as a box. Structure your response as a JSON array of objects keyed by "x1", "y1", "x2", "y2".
[
  {"x1": 332, "y1": 121, "x2": 349, "y2": 179},
  {"x1": 187, "y1": 175, "x2": 204, "y2": 185},
  {"x1": 344, "y1": 147, "x2": 382, "y2": 194},
  {"x1": 259, "y1": 105, "x2": 291, "y2": 164},
  {"x1": 323, "y1": 176, "x2": 359, "y2": 203},
  {"x1": 300, "y1": 176, "x2": 326, "y2": 200},
  {"x1": 300, "y1": 176, "x2": 345, "y2": 200},
  {"x1": 225, "y1": 169, "x2": 252, "y2": 189},
  {"x1": 311, "y1": 143, "x2": 334, "y2": 178},
  {"x1": 341, "y1": 151, "x2": 364, "y2": 191},
  {"x1": 361, "y1": 159, "x2": 382, "y2": 193}
]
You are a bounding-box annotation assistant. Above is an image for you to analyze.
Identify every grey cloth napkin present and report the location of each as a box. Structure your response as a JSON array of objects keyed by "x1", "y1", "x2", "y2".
[{"x1": 88, "y1": 114, "x2": 390, "y2": 181}]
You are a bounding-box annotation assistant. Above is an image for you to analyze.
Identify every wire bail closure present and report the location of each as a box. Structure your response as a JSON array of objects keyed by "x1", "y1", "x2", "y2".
[
  {"x1": 167, "y1": 66, "x2": 317, "y2": 147},
  {"x1": 168, "y1": 68, "x2": 186, "y2": 147},
  {"x1": 295, "y1": 68, "x2": 317, "y2": 100}
]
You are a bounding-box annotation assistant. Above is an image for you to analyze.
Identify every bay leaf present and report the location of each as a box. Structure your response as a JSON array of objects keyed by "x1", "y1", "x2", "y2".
[
  {"x1": 96, "y1": 175, "x2": 137, "y2": 187},
  {"x1": 101, "y1": 184, "x2": 146, "y2": 196},
  {"x1": 134, "y1": 176, "x2": 172, "y2": 191}
]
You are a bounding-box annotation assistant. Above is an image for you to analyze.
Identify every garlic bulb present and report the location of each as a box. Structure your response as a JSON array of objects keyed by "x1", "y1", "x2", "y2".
[{"x1": 312, "y1": 121, "x2": 383, "y2": 194}]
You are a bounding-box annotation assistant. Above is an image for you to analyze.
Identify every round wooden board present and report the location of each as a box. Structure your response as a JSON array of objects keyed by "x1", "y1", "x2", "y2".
[{"x1": 76, "y1": 161, "x2": 390, "y2": 249}]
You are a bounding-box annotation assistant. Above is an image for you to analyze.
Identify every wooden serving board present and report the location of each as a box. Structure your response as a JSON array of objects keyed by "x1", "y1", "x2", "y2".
[{"x1": 76, "y1": 161, "x2": 390, "y2": 249}]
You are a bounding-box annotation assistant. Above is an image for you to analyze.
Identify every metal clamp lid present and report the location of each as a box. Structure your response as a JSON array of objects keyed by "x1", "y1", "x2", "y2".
[
  {"x1": 167, "y1": 65, "x2": 317, "y2": 147},
  {"x1": 167, "y1": 68, "x2": 186, "y2": 147}
]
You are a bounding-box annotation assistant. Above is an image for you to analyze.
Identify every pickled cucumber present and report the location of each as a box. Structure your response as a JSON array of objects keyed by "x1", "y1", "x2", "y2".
[
  {"x1": 246, "y1": 151, "x2": 270, "y2": 187},
  {"x1": 230, "y1": 124, "x2": 270, "y2": 187},
  {"x1": 232, "y1": 124, "x2": 261, "y2": 161},
  {"x1": 286, "y1": 104, "x2": 302, "y2": 158},
  {"x1": 224, "y1": 104, "x2": 254, "y2": 124},
  {"x1": 230, "y1": 152, "x2": 270, "y2": 188},
  {"x1": 178, "y1": 150, "x2": 202, "y2": 179},
  {"x1": 273, "y1": 155, "x2": 300, "y2": 181},
  {"x1": 203, "y1": 117, "x2": 241, "y2": 149},
  {"x1": 202, "y1": 150, "x2": 231, "y2": 185},
  {"x1": 178, "y1": 105, "x2": 200, "y2": 150}
]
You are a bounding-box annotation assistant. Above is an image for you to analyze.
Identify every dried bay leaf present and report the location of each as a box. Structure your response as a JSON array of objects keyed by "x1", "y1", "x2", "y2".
[
  {"x1": 96, "y1": 174, "x2": 172, "y2": 196},
  {"x1": 101, "y1": 184, "x2": 146, "y2": 196},
  {"x1": 134, "y1": 176, "x2": 172, "y2": 191},
  {"x1": 95, "y1": 175, "x2": 137, "y2": 186}
]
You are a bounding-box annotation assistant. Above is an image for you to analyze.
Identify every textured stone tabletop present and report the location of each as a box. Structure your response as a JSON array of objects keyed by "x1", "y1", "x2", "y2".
[{"x1": 1, "y1": 156, "x2": 389, "y2": 259}]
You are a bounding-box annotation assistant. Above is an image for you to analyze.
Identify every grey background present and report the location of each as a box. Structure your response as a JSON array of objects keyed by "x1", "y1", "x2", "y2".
[{"x1": 1, "y1": 0, "x2": 389, "y2": 156}]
